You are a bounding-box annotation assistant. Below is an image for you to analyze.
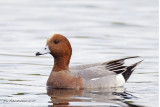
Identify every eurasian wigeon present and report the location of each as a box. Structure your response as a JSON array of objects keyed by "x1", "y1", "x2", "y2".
[{"x1": 36, "y1": 34, "x2": 142, "y2": 89}]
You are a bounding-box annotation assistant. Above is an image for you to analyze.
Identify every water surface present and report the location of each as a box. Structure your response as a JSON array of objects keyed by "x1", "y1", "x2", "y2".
[{"x1": 0, "y1": 0, "x2": 158, "y2": 107}]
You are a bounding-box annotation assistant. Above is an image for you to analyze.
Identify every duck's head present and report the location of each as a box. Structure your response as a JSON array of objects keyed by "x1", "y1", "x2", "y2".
[
  {"x1": 36, "y1": 34, "x2": 72, "y2": 70},
  {"x1": 36, "y1": 34, "x2": 72, "y2": 58}
]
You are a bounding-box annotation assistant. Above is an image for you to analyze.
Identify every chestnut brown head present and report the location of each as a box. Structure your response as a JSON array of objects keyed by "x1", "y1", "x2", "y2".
[{"x1": 36, "y1": 34, "x2": 72, "y2": 59}]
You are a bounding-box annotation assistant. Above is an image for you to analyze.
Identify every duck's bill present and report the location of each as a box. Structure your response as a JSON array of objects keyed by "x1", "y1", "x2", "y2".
[{"x1": 36, "y1": 46, "x2": 50, "y2": 56}]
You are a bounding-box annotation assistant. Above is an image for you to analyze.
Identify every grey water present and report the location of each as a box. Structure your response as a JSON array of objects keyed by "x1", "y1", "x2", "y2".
[{"x1": 0, "y1": 0, "x2": 158, "y2": 107}]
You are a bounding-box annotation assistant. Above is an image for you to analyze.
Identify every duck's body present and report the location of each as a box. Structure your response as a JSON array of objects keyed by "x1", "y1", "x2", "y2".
[{"x1": 36, "y1": 34, "x2": 142, "y2": 89}]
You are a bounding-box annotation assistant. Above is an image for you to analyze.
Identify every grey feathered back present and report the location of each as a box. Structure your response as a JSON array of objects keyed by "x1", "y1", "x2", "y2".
[{"x1": 70, "y1": 56, "x2": 143, "y2": 82}]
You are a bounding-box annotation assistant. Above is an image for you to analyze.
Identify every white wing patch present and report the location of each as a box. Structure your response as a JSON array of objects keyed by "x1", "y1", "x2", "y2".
[
  {"x1": 116, "y1": 74, "x2": 125, "y2": 87},
  {"x1": 91, "y1": 78, "x2": 100, "y2": 81}
]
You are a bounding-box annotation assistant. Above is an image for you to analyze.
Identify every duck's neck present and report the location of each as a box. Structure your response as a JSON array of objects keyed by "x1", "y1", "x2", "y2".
[{"x1": 52, "y1": 56, "x2": 70, "y2": 72}]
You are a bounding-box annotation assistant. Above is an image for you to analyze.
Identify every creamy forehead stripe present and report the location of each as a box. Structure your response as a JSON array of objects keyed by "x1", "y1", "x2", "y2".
[
  {"x1": 47, "y1": 33, "x2": 60, "y2": 41},
  {"x1": 47, "y1": 34, "x2": 54, "y2": 41},
  {"x1": 46, "y1": 34, "x2": 54, "y2": 44}
]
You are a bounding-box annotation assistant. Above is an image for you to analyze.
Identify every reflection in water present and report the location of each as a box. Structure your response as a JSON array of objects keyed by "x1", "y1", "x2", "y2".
[
  {"x1": 47, "y1": 88, "x2": 83, "y2": 106},
  {"x1": 0, "y1": 0, "x2": 158, "y2": 106},
  {"x1": 47, "y1": 88, "x2": 142, "y2": 107},
  {"x1": 47, "y1": 89, "x2": 83, "y2": 105}
]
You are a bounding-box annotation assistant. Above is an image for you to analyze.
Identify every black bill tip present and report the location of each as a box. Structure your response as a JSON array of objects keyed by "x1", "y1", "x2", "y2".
[{"x1": 36, "y1": 52, "x2": 42, "y2": 56}]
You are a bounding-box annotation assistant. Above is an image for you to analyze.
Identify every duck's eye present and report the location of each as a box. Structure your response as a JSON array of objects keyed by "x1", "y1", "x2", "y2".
[{"x1": 54, "y1": 40, "x2": 59, "y2": 44}]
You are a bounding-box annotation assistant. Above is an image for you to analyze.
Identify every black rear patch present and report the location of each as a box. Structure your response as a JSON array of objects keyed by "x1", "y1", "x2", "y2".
[{"x1": 104, "y1": 56, "x2": 143, "y2": 81}]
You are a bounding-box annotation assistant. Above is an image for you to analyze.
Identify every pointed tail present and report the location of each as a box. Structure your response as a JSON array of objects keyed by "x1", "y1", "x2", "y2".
[{"x1": 122, "y1": 60, "x2": 143, "y2": 81}]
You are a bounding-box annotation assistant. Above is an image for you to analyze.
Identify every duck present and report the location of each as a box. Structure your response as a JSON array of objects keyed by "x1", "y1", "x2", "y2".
[{"x1": 36, "y1": 33, "x2": 143, "y2": 89}]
